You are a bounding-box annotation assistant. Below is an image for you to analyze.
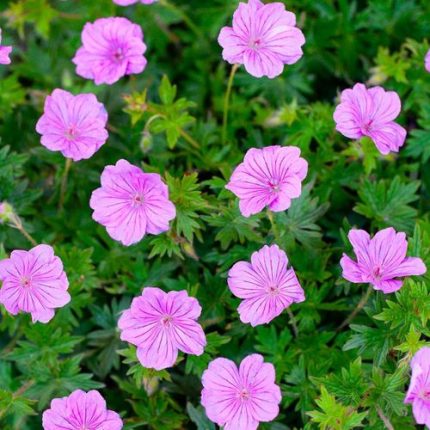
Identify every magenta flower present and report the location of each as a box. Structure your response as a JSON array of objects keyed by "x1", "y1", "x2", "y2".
[
  {"x1": 118, "y1": 287, "x2": 206, "y2": 370},
  {"x1": 405, "y1": 347, "x2": 430, "y2": 427},
  {"x1": 114, "y1": 0, "x2": 157, "y2": 4},
  {"x1": 0, "y1": 29, "x2": 12, "y2": 65},
  {"x1": 201, "y1": 354, "x2": 281, "y2": 430},
  {"x1": 341, "y1": 227, "x2": 426, "y2": 294},
  {"x1": 218, "y1": 0, "x2": 305, "y2": 78},
  {"x1": 73, "y1": 17, "x2": 147, "y2": 85},
  {"x1": 226, "y1": 146, "x2": 308, "y2": 217},
  {"x1": 0, "y1": 245, "x2": 70, "y2": 323},
  {"x1": 333, "y1": 83, "x2": 407, "y2": 155},
  {"x1": 425, "y1": 49, "x2": 430, "y2": 73},
  {"x1": 90, "y1": 159, "x2": 176, "y2": 246},
  {"x1": 228, "y1": 244, "x2": 305, "y2": 326},
  {"x1": 42, "y1": 389, "x2": 123, "y2": 430},
  {"x1": 36, "y1": 89, "x2": 108, "y2": 162}
]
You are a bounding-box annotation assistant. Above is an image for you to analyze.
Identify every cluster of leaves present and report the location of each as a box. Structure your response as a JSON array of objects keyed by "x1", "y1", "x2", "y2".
[{"x1": 0, "y1": 0, "x2": 430, "y2": 429}]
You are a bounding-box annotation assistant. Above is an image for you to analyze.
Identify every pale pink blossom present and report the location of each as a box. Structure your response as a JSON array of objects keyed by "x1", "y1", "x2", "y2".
[
  {"x1": 425, "y1": 49, "x2": 430, "y2": 73},
  {"x1": 334, "y1": 83, "x2": 407, "y2": 155},
  {"x1": 201, "y1": 354, "x2": 281, "y2": 430},
  {"x1": 73, "y1": 17, "x2": 147, "y2": 85},
  {"x1": 218, "y1": 0, "x2": 305, "y2": 78},
  {"x1": 42, "y1": 389, "x2": 123, "y2": 430},
  {"x1": 341, "y1": 227, "x2": 426, "y2": 293},
  {"x1": 90, "y1": 159, "x2": 176, "y2": 246},
  {"x1": 226, "y1": 146, "x2": 308, "y2": 217},
  {"x1": 0, "y1": 29, "x2": 12, "y2": 65},
  {"x1": 405, "y1": 347, "x2": 430, "y2": 428},
  {"x1": 36, "y1": 89, "x2": 108, "y2": 161},
  {"x1": 118, "y1": 287, "x2": 206, "y2": 370},
  {"x1": 0, "y1": 245, "x2": 70, "y2": 323},
  {"x1": 114, "y1": 0, "x2": 157, "y2": 4},
  {"x1": 228, "y1": 244, "x2": 305, "y2": 326}
]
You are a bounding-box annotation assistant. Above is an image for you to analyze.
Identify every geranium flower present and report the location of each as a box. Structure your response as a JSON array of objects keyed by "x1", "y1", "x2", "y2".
[
  {"x1": 226, "y1": 146, "x2": 308, "y2": 217},
  {"x1": 228, "y1": 244, "x2": 305, "y2": 326},
  {"x1": 42, "y1": 389, "x2": 123, "y2": 430},
  {"x1": 73, "y1": 17, "x2": 147, "y2": 85},
  {"x1": 0, "y1": 29, "x2": 12, "y2": 65},
  {"x1": 118, "y1": 287, "x2": 206, "y2": 370},
  {"x1": 218, "y1": 0, "x2": 305, "y2": 78},
  {"x1": 36, "y1": 89, "x2": 108, "y2": 161},
  {"x1": 333, "y1": 83, "x2": 407, "y2": 155},
  {"x1": 405, "y1": 347, "x2": 430, "y2": 428},
  {"x1": 425, "y1": 49, "x2": 430, "y2": 73},
  {"x1": 114, "y1": 0, "x2": 157, "y2": 4},
  {"x1": 341, "y1": 227, "x2": 426, "y2": 293},
  {"x1": 201, "y1": 354, "x2": 281, "y2": 430},
  {"x1": 90, "y1": 159, "x2": 176, "y2": 246},
  {"x1": 0, "y1": 245, "x2": 70, "y2": 323}
]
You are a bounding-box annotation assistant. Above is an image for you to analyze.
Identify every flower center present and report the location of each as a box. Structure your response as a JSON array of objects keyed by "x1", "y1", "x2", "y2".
[
  {"x1": 113, "y1": 47, "x2": 124, "y2": 63},
  {"x1": 419, "y1": 388, "x2": 430, "y2": 401},
  {"x1": 20, "y1": 276, "x2": 32, "y2": 288},
  {"x1": 372, "y1": 266, "x2": 382, "y2": 280},
  {"x1": 362, "y1": 120, "x2": 373, "y2": 134},
  {"x1": 238, "y1": 388, "x2": 250, "y2": 400},
  {"x1": 267, "y1": 284, "x2": 279, "y2": 296},
  {"x1": 249, "y1": 38, "x2": 261, "y2": 49},
  {"x1": 65, "y1": 125, "x2": 77, "y2": 140},
  {"x1": 161, "y1": 315, "x2": 173, "y2": 327},
  {"x1": 268, "y1": 180, "x2": 280, "y2": 193},
  {"x1": 131, "y1": 193, "x2": 144, "y2": 207}
]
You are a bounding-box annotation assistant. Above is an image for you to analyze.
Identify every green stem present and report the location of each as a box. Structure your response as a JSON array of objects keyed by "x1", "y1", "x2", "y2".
[
  {"x1": 179, "y1": 129, "x2": 200, "y2": 149},
  {"x1": 286, "y1": 308, "x2": 299, "y2": 337},
  {"x1": 222, "y1": 64, "x2": 239, "y2": 144},
  {"x1": 336, "y1": 285, "x2": 373, "y2": 332},
  {"x1": 9, "y1": 214, "x2": 37, "y2": 247},
  {"x1": 159, "y1": 0, "x2": 204, "y2": 40},
  {"x1": 267, "y1": 209, "x2": 281, "y2": 242},
  {"x1": 59, "y1": 158, "x2": 72, "y2": 211},
  {"x1": 376, "y1": 407, "x2": 394, "y2": 430}
]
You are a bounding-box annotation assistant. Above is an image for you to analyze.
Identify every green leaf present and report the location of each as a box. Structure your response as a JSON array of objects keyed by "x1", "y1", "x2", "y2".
[{"x1": 186, "y1": 402, "x2": 215, "y2": 430}]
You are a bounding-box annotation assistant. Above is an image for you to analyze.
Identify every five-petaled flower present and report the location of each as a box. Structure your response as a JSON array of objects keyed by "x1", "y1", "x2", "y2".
[
  {"x1": 42, "y1": 389, "x2": 123, "y2": 430},
  {"x1": 201, "y1": 354, "x2": 282, "y2": 430},
  {"x1": 228, "y1": 244, "x2": 305, "y2": 326},
  {"x1": 73, "y1": 17, "x2": 147, "y2": 85},
  {"x1": 90, "y1": 159, "x2": 176, "y2": 246},
  {"x1": 0, "y1": 29, "x2": 12, "y2": 65},
  {"x1": 0, "y1": 245, "x2": 70, "y2": 323},
  {"x1": 118, "y1": 287, "x2": 206, "y2": 370},
  {"x1": 36, "y1": 89, "x2": 109, "y2": 161},
  {"x1": 341, "y1": 227, "x2": 426, "y2": 293},
  {"x1": 226, "y1": 145, "x2": 308, "y2": 217},
  {"x1": 405, "y1": 347, "x2": 430, "y2": 428},
  {"x1": 334, "y1": 83, "x2": 407, "y2": 155},
  {"x1": 218, "y1": 0, "x2": 305, "y2": 78}
]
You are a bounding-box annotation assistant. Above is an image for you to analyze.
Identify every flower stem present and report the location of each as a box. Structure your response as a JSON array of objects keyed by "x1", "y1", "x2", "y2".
[
  {"x1": 9, "y1": 214, "x2": 37, "y2": 247},
  {"x1": 267, "y1": 209, "x2": 281, "y2": 242},
  {"x1": 336, "y1": 285, "x2": 373, "y2": 332},
  {"x1": 222, "y1": 64, "x2": 239, "y2": 144},
  {"x1": 376, "y1": 407, "x2": 394, "y2": 430},
  {"x1": 179, "y1": 129, "x2": 200, "y2": 149},
  {"x1": 159, "y1": 0, "x2": 205, "y2": 41},
  {"x1": 286, "y1": 308, "x2": 299, "y2": 337},
  {"x1": 59, "y1": 158, "x2": 72, "y2": 211}
]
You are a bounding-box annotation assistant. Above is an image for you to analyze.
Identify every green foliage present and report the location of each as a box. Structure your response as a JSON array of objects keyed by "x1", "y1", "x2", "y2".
[{"x1": 1, "y1": 0, "x2": 430, "y2": 429}]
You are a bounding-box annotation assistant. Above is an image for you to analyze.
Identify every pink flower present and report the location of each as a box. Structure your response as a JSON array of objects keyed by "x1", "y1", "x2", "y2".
[
  {"x1": 118, "y1": 287, "x2": 206, "y2": 370},
  {"x1": 73, "y1": 17, "x2": 147, "y2": 85},
  {"x1": 218, "y1": 0, "x2": 305, "y2": 78},
  {"x1": 42, "y1": 389, "x2": 123, "y2": 430},
  {"x1": 226, "y1": 146, "x2": 308, "y2": 217},
  {"x1": 333, "y1": 83, "x2": 407, "y2": 155},
  {"x1": 36, "y1": 89, "x2": 108, "y2": 161},
  {"x1": 405, "y1": 347, "x2": 430, "y2": 427},
  {"x1": 201, "y1": 354, "x2": 281, "y2": 430},
  {"x1": 114, "y1": 0, "x2": 157, "y2": 4},
  {"x1": 228, "y1": 244, "x2": 305, "y2": 326},
  {"x1": 0, "y1": 29, "x2": 12, "y2": 65},
  {"x1": 341, "y1": 227, "x2": 426, "y2": 294},
  {"x1": 0, "y1": 245, "x2": 70, "y2": 323},
  {"x1": 425, "y1": 49, "x2": 430, "y2": 73},
  {"x1": 90, "y1": 159, "x2": 176, "y2": 246}
]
